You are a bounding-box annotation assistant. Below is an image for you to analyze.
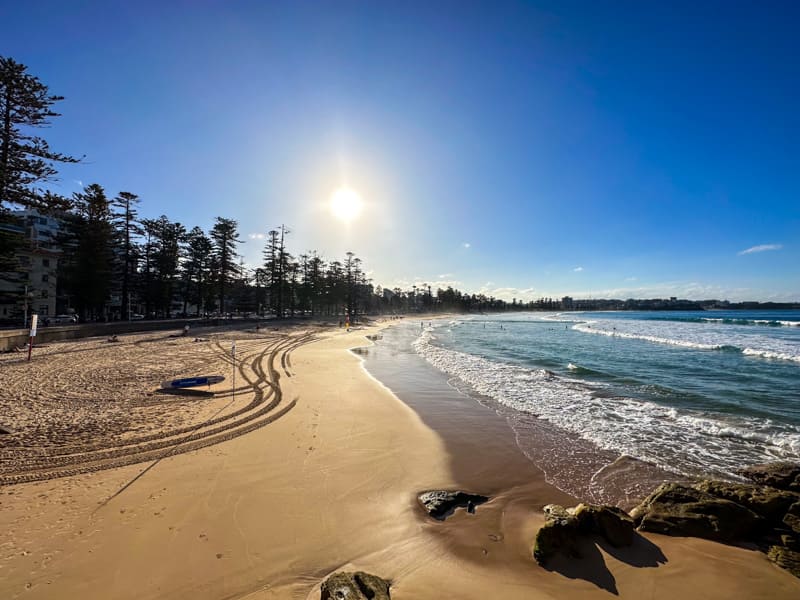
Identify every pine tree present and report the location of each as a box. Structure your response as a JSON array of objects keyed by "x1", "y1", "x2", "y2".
[
  {"x1": 152, "y1": 216, "x2": 185, "y2": 317},
  {"x1": 262, "y1": 225, "x2": 291, "y2": 318},
  {"x1": 61, "y1": 184, "x2": 115, "y2": 319},
  {"x1": 209, "y1": 217, "x2": 241, "y2": 315},
  {"x1": 0, "y1": 57, "x2": 79, "y2": 212},
  {"x1": 181, "y1": 226, "x2": 213, "y2": 316},
  {"x1": 111, "y1": 191, "x2": 142, "y2": 319}
]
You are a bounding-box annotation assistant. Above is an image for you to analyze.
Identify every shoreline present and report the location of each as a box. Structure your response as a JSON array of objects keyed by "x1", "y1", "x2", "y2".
[{"x1": 0, "y1": 323, "x2": 798, "y2": 598}]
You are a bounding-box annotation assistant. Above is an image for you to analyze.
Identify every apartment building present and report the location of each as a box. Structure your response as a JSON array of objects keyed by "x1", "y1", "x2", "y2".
[{"x1": 0, "y1": 210, "x2": 61, "y2": 321}]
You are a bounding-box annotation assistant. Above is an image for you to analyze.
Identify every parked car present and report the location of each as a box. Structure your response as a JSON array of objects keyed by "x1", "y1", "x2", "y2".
[
  {"x1": 131, "y1": 313, "x2": 144, "y2": 320},
  {"x1": 53, "y1": 314, "x2": 78, "y2": 324}
]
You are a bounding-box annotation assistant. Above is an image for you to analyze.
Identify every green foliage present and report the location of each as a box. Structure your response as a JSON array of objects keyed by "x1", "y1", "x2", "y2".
[
  {"x1": 181, "y1": 226, "x2": 214, "y2": 316},
  {"x1": 209, "y1": 217, "x2": 242, "y2": 314},
  {"x1": 59, "y1": 183, "x2": 115, "y2": 318},
  {"x1": 111, "y1": 191, "x2": 142, "y2": 319},
  {"x1": 140, "y1": 216, "x2": 185, "y2": 317},
  {"x1": 0, "y1": 56, "x2": 79, "y2": 212}
]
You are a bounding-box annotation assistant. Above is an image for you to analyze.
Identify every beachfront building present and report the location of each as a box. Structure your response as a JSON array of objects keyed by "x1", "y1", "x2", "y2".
[{"x1": 0, "y1": 210, "x2": 61, "y2": 322}]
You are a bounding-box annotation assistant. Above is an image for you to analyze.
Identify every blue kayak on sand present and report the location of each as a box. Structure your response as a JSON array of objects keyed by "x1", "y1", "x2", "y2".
[{"x1": 161, "y1": 375, "x2": 225, "y2": 389}]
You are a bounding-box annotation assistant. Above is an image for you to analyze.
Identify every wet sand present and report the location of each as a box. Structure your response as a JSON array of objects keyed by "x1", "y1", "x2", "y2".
[{"x1": 0, "y1": 322, "x2": 798, "y2": 599}]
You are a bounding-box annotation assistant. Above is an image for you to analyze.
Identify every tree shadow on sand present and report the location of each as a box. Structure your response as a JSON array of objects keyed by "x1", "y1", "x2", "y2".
[{"x1": 543, "y1": 533, "x2": 668, "y2": 595}]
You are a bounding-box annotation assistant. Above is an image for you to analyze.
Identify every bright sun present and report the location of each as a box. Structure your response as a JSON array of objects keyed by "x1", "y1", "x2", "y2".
[{"x1": 329, "y1": 187, "x2": 363, "y2": 223}]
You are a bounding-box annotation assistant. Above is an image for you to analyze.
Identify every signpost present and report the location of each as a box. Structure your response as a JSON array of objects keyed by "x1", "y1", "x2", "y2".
[
  {"x1": 28, "y1": 314, "x2": 38, "y2": 361},
  {"x1": 231, "y1": 340, "x2": 236, "y2": 403}
]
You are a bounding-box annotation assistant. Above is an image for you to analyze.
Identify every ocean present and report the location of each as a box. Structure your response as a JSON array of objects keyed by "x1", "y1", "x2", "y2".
[{"x1": 363, "y1": 310, "x2": 800, "y2": 507}]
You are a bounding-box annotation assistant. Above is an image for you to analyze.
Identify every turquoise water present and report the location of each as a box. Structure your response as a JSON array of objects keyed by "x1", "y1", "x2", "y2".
[{"x1": 408, "y1": 310, "x2": 800, "y2": 499}]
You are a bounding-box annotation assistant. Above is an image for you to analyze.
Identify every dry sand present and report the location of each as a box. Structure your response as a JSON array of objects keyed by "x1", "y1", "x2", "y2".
[{"x1": 0, "y1": 322, "x2": 798, "y2": 599}]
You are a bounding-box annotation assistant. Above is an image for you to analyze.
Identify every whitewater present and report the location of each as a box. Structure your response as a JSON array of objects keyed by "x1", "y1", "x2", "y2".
[{"x1": 410, "y1": 310, "x2": 800, "y2": 496}]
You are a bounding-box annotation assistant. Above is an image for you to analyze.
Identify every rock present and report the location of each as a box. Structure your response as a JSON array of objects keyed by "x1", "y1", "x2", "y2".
[
  {"x1": 543, "y1": 504, "x2": 572, "y2": 521},
  {"x1": 631, "y1": 483, "x2": 763, "y2": 542},
  {"x1": 781, "y1": 534, "x2": 800, "y2": 551},
  {"x1": 784, "y1": 501, "x2": 800, "y2": 534},
  {"x1": 767, "y1": 546, "x2": 800, "y2": 579},
  {"x1": 418, "y1": 490, "x2": 489, "y2": 521},
  {"x1": 738, "y1": 462, "x2": 800, "y2": 493},
  {"x1": 533, "y1": 510, "x2": 580, "y2": 565},
  {"x1": 320, "y1": 571, "x2": 391, "y2": 600},
  {"x1": 693, "y1": 480, "x2": 800, "y2": 523},
  {"x1": 574, "y1": 503, "x2": 635, "y2": 547}
]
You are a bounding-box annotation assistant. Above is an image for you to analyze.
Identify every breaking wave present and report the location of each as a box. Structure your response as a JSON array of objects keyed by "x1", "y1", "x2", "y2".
[{"x1": 413, "y1": 329, "x2": 800, "y2": 480}]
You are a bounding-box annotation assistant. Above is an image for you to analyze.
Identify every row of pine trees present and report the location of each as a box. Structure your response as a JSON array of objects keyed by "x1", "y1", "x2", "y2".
[{"x1": 56, "y1": 183, "x2": 376, "y2": 320}]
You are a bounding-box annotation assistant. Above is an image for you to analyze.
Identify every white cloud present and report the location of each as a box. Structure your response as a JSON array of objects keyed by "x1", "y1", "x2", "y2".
[
  {"x1": 475, "y1": 284, "x2": 540, "y2": 302},
  {"x1": 73, "y1": 180, "x2": 84, "y2": 188},
  {"x1": 248, "y1": 233, "x2": 265, "y2": 240},
  {"x1": 462, "y1": 242, "x2": 471, "y2": 249},
  {"x1": 573, "y1": 266, "x2": 584, "y2": 272},
  {"x1": 738, "y1": 244, "x2": 782, "y2": 255},
  {"x1": 439, "y1": 273, "x2": 454, "y2": 279},
  {"x1": 625, "y1": 276, "x2": 637, "y2": 281}
]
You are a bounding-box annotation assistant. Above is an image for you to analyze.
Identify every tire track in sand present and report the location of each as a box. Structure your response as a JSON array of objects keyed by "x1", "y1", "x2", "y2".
[{"x1": 0, "y1": 332, "x2": 315, "y2": 484}]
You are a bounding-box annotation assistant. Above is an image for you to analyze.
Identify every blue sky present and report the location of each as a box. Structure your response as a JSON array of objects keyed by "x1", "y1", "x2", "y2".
[{"x1": 2, "y1": 1, "x2": 798, "y2": 301}]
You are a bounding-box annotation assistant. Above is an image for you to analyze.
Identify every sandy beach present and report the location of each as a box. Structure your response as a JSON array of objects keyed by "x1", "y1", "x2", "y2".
[{"x1": 1, "y1": 321, "x2": 798, "y2": 599}]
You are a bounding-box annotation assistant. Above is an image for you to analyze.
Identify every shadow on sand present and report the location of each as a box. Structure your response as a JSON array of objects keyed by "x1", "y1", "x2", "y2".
[
  {"x1": 544, "y1": 533, "x2": 668, "y2": 595},
  {"x1": 154, "y1": 388, "x2": 215, "y2": 398}
]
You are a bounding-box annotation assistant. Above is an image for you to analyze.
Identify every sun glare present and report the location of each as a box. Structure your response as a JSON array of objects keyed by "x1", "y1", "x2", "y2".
[{"x1": 330, "y1": 187, "x2": 363, "y2": 223}]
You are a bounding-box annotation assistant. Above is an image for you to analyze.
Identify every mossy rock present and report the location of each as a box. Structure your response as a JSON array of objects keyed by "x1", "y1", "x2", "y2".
[
  {"x1": 533, "y1": 511, "x2": 580, "y2": 565},
  {"x1": 694, "y1": 480, "x2": 800, "y2": 523},
  {"x1": 784, "y1": 502, "x2": 800, "y2": 535},
  {"x1": 574, "y1": 503, "x2": 635, "y2": 547},
  {"x1": 321, "y1": 571, "x2": 391, "y2": 600},
  {"x1": 767, "y1": 546, "x2": 800, "y2": 579},
  {"x1": 631, "y1": 483, "x2": 763, "y2": 542},
  {"x1": 739, "y1": 462, "x2": 800, "y2": 493}
]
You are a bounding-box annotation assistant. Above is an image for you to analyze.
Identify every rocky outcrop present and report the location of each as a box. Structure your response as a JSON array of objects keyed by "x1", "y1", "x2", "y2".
[
  {"x1": 533, "y1": 504, "x2": 581, "y2": 564},
  {"x1": 533, "y1": 503, "x2": 635, "y2": 565},
  {"x1": 574, "y1": 503, "x2": 635, "y2": 547},
  {"x1": 624, "y1": 464, "x2": 800, "y2": 579},
  {"x1": 767, "y1": 546, "x2": 800, "y2": 578},
  {"x1": 739, "y1": 462, "x2": 800, "y2": 492},
  {"x1": 533, "y1": 463, "x2": 800, "y2": 578},
  {"x1": 693, "y1": 480, "x2": 800, "y2": 522},
  {"x1": 630, "y1": 483, "x2": 763, "y2": 542},
  {"x1": 418, "y1": 490, "x2": 488, "y2": 521},
  {"x1": 321, "y1": 571, "x2": 391, "y2": 600},
  {"x1": 784, "y1": 501, "x2": 800, "y2": 535}
]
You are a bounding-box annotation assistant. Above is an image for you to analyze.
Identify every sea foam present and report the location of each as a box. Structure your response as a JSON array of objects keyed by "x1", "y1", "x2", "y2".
[
  {"x1": 413, "y1": 328, "x2": 800, "y2": 480},
  {"x1": 572, "y1": 319, "x2": 800, "y2": 364}
]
